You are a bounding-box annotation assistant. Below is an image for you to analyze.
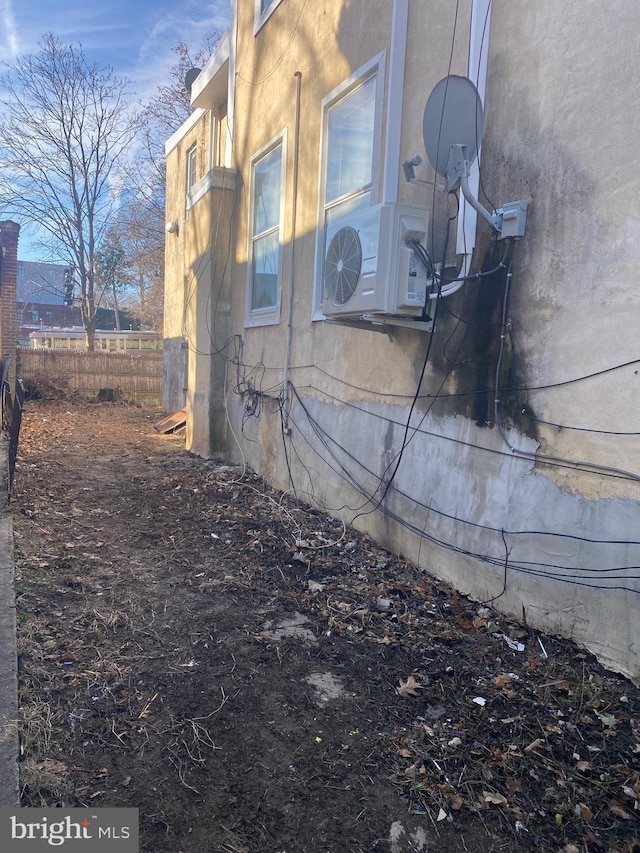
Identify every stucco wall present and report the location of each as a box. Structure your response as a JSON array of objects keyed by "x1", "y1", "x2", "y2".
[{"x1": 165, "y1": 0, "x2": 640, "y2": 682}]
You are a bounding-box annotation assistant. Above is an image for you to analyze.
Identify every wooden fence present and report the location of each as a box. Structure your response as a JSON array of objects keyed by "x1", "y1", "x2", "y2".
[{"x1": 17, "y1": 348, "x2": 164, "y2": 404}]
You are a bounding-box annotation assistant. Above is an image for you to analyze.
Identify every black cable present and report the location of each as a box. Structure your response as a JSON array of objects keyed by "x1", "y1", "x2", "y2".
[
  {"x1": 408, "y1": 236, "x2": 512, "y2": 285},
  {"x1": 356, "y1": 223, "x2": 456, "y2": 517},
  {"x1": 288, "y1": 383, "x2": 640, "y2": 546},
  {"x1": 286, "y1": 401, "x2": 640, "y2": 592},
  {"x1": 477, "y1": 529, "x2": 509, "y2": 605},
  {"x1": 260, "y1": 357, "x2": 640, "y2": 400},
  {"x1": 298, "y1": 379, "x2": 639, "y2": 483},
  {"x1": 492, "y1": 262, "x2": 640, "y2": 482},
  {"x1": 521, "y1": 407, "x2": 640, "y2": 437}
]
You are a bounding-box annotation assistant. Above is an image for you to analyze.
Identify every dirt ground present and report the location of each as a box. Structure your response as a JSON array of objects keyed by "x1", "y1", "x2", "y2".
[{"x1": 11, "y1": 399, "x2": 640, "y2": 853}]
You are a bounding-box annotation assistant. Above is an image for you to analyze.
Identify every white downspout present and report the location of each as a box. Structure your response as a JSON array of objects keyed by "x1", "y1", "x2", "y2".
[
  {"x1": 225, "y1": 0, "x2": 238, "y2": 169},
  {"x1": 434, "y1": 0, "x2": 492, "y2": 299},
  {"x1": 456, "y1": 0, "x2": 492, "y2": 261},
  {"x1": 382, "y1": 0, "x2": 409, "y2": 203},
  {"x1": 282, "y1": 72, "x2": 302, "y2": 435}
]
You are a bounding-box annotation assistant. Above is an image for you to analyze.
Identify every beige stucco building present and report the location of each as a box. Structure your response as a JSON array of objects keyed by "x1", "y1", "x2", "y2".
[{"x1": 164, "y1": 0, "x2": 640, "y2": 682}]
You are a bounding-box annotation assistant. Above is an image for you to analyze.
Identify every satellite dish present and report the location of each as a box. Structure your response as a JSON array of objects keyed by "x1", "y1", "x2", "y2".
[
  {"x1": 422, "y1": 75, "x2": 484, "y2": 178},
  {"x1": 184, "y1": 68, "x2": 202, "y2": 95}
]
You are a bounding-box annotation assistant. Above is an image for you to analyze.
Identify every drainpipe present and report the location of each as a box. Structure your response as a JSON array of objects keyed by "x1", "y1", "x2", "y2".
[
  {"x1": 282, "y1": 71, "x2": 302, "y2": 435},
  {"x1": 456, "y1": 0, "x2": 492, "y2": 262},
  {"x1": 225, "y1": 0, "x2": 238, "y2": 169},
  {"x1": 382, "y1": 0, "x2": 409, "y2": 203},
  {"x1": 431, "y1": 0, "x2": 492, "y2": 299}
]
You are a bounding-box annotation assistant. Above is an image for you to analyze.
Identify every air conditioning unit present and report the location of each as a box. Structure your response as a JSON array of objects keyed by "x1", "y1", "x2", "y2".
[{"x1": 321, "y1": 202, "x2": 430, "y2": 319}]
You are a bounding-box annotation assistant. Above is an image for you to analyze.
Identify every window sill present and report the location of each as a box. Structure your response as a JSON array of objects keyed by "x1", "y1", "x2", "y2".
[{"x1": 244, "y1": 311, "x2": 281, "y2": 329}]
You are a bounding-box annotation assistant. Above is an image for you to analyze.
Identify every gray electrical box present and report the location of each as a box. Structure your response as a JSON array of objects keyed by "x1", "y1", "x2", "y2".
[{"x1": 496, "y1": 200, "x2": 528, "y2": 239}]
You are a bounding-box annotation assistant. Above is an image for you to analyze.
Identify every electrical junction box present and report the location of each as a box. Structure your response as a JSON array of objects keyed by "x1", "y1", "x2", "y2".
[{"x1": 496, "y1": 200, "x2": 528, "y2": 239}]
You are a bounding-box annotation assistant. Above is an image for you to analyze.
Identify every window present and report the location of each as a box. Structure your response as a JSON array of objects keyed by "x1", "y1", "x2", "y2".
[
  {"x1": 314, "y1": 54, "x2": 385, "y2": 313},
  {"x1": 246, "y1": 135, "x2": 285, "y2": 325},
  {"x1": 326, "y1": 77, "x2": 377, "y2": 214},
  {"x1": 31, "y1": 310, "x2": 39, "y2": 322},
  {"x1": 45, "y1": 311, "x2": 53, "y2": 325},
  {"x1": 254, "y1": 0, "x2": 283, "y2": 32},
  {"x1": 186, "y1": 145, "x2": 197, "y2": 193}
]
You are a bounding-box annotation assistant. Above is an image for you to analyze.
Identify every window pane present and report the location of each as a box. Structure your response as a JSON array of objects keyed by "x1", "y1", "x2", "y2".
[
  {"x1": 252, "y1": 230, "x2": 279, "y2": 310},
  {"x1": 326, "y1": 77, "x2": 376, "y2": 204},
  {"x1": 187, "y1": 146, "x2": 197, "y2": 191},
  {"x1": 326, "y1": 190, "x2": 371, "y2": 228},
  {"x1": 253, "y1": 147, "x2": 282, "y2": 236}
]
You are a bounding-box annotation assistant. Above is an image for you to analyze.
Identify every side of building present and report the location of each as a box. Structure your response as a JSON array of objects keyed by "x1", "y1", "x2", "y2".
[{"x1": 163, "y1": 0, "x2": 640, "y2": 681}]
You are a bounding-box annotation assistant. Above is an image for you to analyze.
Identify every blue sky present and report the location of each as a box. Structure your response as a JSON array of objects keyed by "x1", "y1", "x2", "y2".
[
  {"x1": 0, "y1": 0, "x2": 229, "y2": 100},
  {"x1": 0, "y1": 0, "x2": 230, "y2": 260}
]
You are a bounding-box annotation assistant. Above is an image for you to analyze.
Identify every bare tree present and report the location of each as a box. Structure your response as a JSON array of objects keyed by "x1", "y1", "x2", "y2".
[
  {"x1": 0, "y1": 33, "x2": 140, "y2": 350},
  {"x1": 140, "y1": 33, "x2": 221, "y2": 167},
  {"x1": 101, "y1": 199, "x2": 165, "y2": 332},
  {"x1": 120, "y1": 32, "x2": 221, "y2": 336},
  {"x1": 95, "y1": 229, "x2": 127, "y2": 331}
]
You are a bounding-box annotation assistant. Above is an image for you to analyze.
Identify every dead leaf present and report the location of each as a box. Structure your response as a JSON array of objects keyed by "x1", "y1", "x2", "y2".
[
  {"x1": 396, "y1": 675, "x2": 424, "y2": 698},
  {"x1": 449, "y1": 793, "x2": 464, "y2": 810},
  {"x1": 40, "y1": 759, "x2": 67, "y2": 773},
  {"x1": 524, "y1": 737, "x2": 545, "y2": 753},
  {"x1": 609, "y1": 803, "x2": 631, "y2": 820},
  {"x1": 595, "y1": 711, "x2": 617, "y2": 728},
  {"x1": 574, "y1": 802, "x2": 593, "y2": 821},
  {"x1": 575, "y1": 760, "x2": 592, "y2": 772},
  {"x1": 483, "y1": 791, "x2": 508, "y2": 806},
  {"x1": 492, "y1": 673, "x2": 512, "y2": 688},
  {"x1": 397, "y1": 747, "x2": 412, "y2": 758}
]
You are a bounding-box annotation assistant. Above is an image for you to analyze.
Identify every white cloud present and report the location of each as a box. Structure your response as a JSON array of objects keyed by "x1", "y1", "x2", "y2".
[
  {"x1": 131, "y1": 1, "x2": 230, "y2": 101},
  {"x1": 0, "y1": 0, "x2": 20, "y2": 61}
]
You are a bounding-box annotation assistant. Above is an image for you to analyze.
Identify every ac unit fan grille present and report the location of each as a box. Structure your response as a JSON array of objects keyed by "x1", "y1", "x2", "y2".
[{"x1": 324, "y1": 226, "x2": 362, "y2": 305}]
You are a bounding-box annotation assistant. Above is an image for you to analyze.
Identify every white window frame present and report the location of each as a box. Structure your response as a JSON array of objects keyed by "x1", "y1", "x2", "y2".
[
  {"x1": 185, "y1": 144, "x2": 198, "y2": 219},
  {"x1": 186, "y1": 144, "x2": 197, "y2": 192},
  {"x1": 245, "y1": 131, "x2": 287, "y2": 328},
  {"x1": 254, "y1": 0, "x2": 284, "y2": 34},
  {"x1": 312, "y1": 52, "x2": 386, "y2": 318}
]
